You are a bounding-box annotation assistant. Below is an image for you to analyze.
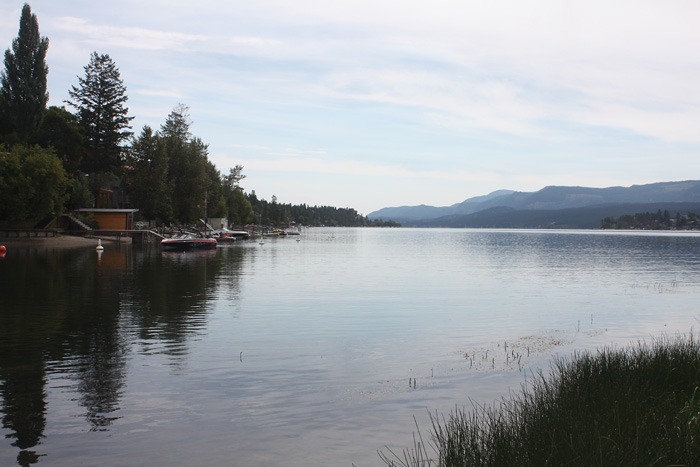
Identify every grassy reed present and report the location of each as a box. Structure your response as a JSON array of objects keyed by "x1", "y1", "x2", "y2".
[{"x1": 381, "y1": 334, "x2": 700, "y2": 466}]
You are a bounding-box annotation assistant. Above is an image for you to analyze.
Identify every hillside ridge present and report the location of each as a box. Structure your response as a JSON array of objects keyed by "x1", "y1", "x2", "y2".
[{"x1": 368, "y1": 181, "x2": 700, "y2": 227}]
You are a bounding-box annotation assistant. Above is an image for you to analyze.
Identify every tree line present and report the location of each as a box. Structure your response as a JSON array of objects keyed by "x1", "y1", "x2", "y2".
[
  {"x1": 246, "y1": 194, "x2": 399, "y2": 227},
  {"x1": 601, "y1": 210, "x2": 700, "y2": 230},
  {"x1": 0, "y1": 4, "x2": 385, "y2": 229}
]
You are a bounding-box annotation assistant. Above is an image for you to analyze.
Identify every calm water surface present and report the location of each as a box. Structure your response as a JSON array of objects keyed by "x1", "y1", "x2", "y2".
[{"x1": 2, "y1": 228, "x2": 700, "y2": 466}]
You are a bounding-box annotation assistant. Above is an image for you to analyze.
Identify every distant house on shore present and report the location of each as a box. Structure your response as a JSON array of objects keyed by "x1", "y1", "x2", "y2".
[
  {"x1": 208, "y1": 217, "x2": 228, "y2": 229},
  {"x1": 74, "y1": 208, "x2": 138, "y2": 230}
]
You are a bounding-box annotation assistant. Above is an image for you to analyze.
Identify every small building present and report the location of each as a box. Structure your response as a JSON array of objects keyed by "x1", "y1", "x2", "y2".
[
  {"x1": 75, "y1": 208, "x2": 138, "y2": 230},
  {"x1": 207, "y1": 217, "x2": 228, "y2": 230}
]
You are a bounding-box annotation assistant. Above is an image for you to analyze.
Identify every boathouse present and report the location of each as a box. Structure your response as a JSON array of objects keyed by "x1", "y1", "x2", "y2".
[{"x1": 74, "y1": 208, "x2": 138, "y2": 230}]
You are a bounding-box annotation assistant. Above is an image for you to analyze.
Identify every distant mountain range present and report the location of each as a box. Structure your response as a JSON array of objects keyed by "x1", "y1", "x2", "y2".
[{"x1": 367, "y1": 181, "x2": 700, "y2": 228}]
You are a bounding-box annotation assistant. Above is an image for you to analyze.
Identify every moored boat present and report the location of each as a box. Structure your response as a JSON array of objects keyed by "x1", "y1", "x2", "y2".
[
  {"x1": 213, "y1": 228, "x2": 250, "y2": 240},
  {"x1": 228, "y1": 230, "x2": 251, "y2": 239},
  {"x1": 161, "y1": 234, "x2": 217, "y2": 250}
]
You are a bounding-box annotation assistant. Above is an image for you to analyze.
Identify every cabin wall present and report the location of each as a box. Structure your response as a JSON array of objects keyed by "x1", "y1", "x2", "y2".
[
  {"x1": 94, "y1": 213, "x2": 130, "y2": 230},
  {"x1": 208, "y1": 217, "x2": 228, "y2": 229}
]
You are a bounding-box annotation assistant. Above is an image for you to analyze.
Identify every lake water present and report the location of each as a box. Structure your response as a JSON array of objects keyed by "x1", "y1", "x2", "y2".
[{"x1": 2, "y1": 228, "x2": 700, "y2": 466}]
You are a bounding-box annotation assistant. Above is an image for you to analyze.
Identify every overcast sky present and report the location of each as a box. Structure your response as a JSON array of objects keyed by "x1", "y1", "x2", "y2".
[{"x1": 1, "y1": 1, "x2": 699, "y2": 214}]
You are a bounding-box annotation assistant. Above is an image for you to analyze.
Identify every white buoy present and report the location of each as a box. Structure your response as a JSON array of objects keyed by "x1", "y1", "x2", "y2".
[{"x1": 96, "y1": 238, "x2": 104, "y2": 251}]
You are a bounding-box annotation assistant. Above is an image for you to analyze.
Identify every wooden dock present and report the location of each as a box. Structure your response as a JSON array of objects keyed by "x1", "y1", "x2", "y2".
[
  {"x1": 0, "y1": 228, "x2": 60, "y2": 238},
  {"x1": 91, "y1": 229, "x2": 165, "y2": 245}
]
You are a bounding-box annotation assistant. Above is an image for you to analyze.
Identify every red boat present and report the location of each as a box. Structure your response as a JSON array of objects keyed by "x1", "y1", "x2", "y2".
[{"x1": 161, "y1": 234, "x2": 217, "y2": 250}]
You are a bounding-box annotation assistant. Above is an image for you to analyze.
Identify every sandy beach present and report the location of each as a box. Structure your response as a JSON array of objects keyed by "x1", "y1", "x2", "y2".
[{"x1": 0, "y1": 234, "x2": 130, "y2": 250}]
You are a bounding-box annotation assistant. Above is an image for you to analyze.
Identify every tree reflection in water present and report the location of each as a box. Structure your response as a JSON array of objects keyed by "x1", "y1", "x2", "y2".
[{"x1": 0, "y1": 244, "x2": 245, "y2": 464}]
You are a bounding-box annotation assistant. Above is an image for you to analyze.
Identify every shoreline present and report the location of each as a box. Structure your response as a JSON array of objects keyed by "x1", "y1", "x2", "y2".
[{"x1": 0, "y1": 234, "x2": 131, "y2": 249}]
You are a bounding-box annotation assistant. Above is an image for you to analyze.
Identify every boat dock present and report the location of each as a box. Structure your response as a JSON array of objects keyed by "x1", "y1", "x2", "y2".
[
  {"x1": 90, "y1": 229, "x2": 166, "y2": 244},
  {"x1": 0, "y1": 228, "x2": 61, "y2": 238}
]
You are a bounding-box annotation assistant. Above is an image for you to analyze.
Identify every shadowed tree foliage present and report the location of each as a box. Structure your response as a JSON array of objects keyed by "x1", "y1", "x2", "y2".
[
  {"x1": 123, "y1": 105, "x2": 236, "y2": 226},
  {"x1": 204, "y1": 158, "x2": 227, "y2": 219},
  {"x1": 32, "y1": 106, "x2": 85, "y2": 174},
  {"x1": 224, "y1": 165, "x2": 253, "y2": 226},
  {"x1": 160, "y1": 105, "x2": 211, "y2": 223},
  {"x1": 247, "y1": 192, "x2": 371, "y2": 227},
  {"x1": 172, "y1": 137, "x2": 210, "y2": 223},
  {"x1": 125, "y1": 126, "x2": 172, "y2": 223},
  {"x1": 66, "y1": 52, "x2": 133, "y2": 174},
  {"x1": 601, "y1": 209, "x2": 699, "y2": 230},
  {"x1": 64, "y1": 173, "x2": 93, "y2": 211},
  {"x1": 0, "y1": 145, "x2": 67, "y2": 224},
  {"x1": 160, "y1": 102, "x2": 191, "y2": 142},
  {"x1": 0, "y1": 3, "x2": 49, "y2": 144}
]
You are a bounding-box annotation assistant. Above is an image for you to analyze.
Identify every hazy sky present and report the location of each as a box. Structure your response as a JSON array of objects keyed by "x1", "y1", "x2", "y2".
[{"x1": 1, "y1": 1, "x2": 699, "y2": 214}]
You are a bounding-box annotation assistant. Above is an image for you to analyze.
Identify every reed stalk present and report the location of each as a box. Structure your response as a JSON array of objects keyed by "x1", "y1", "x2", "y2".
[{"x1": 381, "y1": 334, "x2": 700, "y2": 466}]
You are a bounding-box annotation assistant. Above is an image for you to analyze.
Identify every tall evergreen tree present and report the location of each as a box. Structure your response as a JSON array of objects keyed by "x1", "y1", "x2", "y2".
[
  {"x1": 66, "y1": 52, "x2": 133, "y2": 174},
  {"x1": 126, "y1": 126, "x2": 172, "y2": 223},
  {"x1": 160, "y1": 103, "x2": 191, "y2": 142},
  {"x1": 223, "y1": 165, "x2": 252, "y2": 225},
  {"x1": 158, "y1": 105, "x2": 210, "y2": 223},
  {"x1": 0, "y1": 3, "x2": 49, "y2": 144}
]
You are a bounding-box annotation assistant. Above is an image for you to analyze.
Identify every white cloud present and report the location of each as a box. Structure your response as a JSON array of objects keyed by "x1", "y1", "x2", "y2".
[
  {"x1": 33, "y1": 1, "x2": 700, "y2": 145},
  {"x1": 1, "y1": 0, "x2": 699, "y2": 211},
  {"x1": 132, "y1": 87, "x2": 185, "y2": 99},
  {"x1": 234, "y1": 151, "x2": 500, "y2": 185},
  {"x1": 51, "y1": 16, "x2": 207, "y2": 51}
]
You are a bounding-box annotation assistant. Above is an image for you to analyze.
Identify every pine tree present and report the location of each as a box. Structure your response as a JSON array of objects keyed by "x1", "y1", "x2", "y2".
[
  {"x1": 159, "y1": 104, "x2": 210, "y2": 223},
  {"x1": 0, "y1": 3, "x2": 49, "y2": 143},
  {"x1": 160, "y1": 103, "x2": 191, "y2": 142},
  {"x1": 66, "y1": 52, "x2": 133, "y2": 174},
  {"x1": 126, "y1": 126, "x2": 172, "y2": 223}
]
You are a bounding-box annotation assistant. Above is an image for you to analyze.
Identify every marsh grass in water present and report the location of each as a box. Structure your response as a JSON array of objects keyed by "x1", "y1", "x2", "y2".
[{"x1": 381, "y1": 334, "x2": 700, "y2": 466}]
